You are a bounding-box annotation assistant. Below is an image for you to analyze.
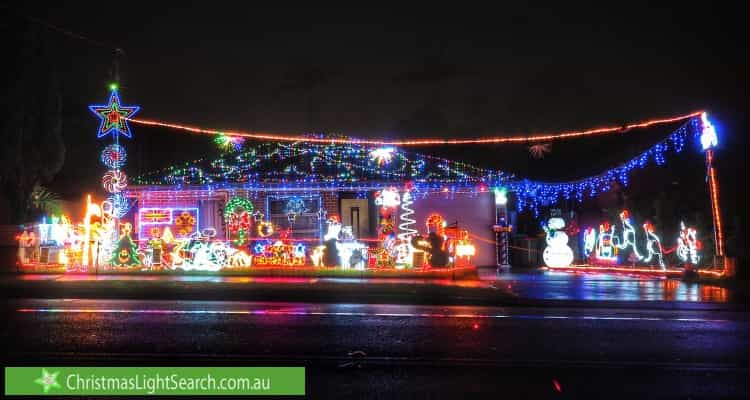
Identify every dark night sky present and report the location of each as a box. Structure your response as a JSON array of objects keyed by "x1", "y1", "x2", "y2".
[{"x1": 5, "y1": 3, "x2": 749, "y2": 235}]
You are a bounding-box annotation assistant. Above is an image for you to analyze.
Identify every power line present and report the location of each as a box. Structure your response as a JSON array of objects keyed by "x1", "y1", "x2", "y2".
[{"x1": 18, "y1": 11, "x2": 124, "y2": 54}]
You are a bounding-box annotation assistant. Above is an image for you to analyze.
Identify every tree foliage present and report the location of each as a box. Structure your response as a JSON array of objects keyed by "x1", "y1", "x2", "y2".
[{"x1": 1, "y1": 22, "x2": 65, "y2": 223}]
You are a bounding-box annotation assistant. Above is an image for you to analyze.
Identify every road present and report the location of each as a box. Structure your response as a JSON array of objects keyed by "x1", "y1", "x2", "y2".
[
  {"x1": 1, "y1": 269, "x2": 739, "y2": 306},
  {"x1": 3, "y1": 298, "x2": 749, "y2": 398},
  {"x1": 483, "y1": 270, "x2": 733, "y2": 302}
]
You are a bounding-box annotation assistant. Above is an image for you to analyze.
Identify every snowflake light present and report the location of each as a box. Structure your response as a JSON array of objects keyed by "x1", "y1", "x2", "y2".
[{"x1": 370, "y1": 147, "x2": 396, "y2": 166}]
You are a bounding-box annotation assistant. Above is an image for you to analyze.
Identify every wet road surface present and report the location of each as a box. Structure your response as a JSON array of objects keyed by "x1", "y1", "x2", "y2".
[
  {"x1": 482, "y1": 269, "x2": 732, "y2": 302},
  {"x1": 5, "y1": 269, "x2": 737, "y2": 305},
  {"x1": 3, "y1": 298, "x2": 749, "y2": 397}
]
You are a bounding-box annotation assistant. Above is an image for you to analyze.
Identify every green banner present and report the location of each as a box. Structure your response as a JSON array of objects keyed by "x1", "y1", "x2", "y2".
[{"x1": 5, "y1": 367, "x2": 304, "y2": 396}]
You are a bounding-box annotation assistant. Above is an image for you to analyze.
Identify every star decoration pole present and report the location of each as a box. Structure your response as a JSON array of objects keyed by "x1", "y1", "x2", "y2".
[
  {"x1": 89, "y1": 87, "x2": 141, "y2": 269},
  {"x1": 89, "y1": 90, "x2": 140, "y2": 139}
]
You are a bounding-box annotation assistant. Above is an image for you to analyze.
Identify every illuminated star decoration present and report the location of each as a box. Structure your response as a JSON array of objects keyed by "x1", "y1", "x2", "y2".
[
  {"x1": 370, "y1": 146, "x2": 396, "y2": 166},
  {"x1": 89, "y1": 90, "x2": 140, "y2": 139}
]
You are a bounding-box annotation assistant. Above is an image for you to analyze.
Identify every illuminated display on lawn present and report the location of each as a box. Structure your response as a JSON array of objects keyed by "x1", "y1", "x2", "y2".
[
  {"x1": 542, "y1": 218, "x2": 574, "y2": 268},
  {"x1": 579, "y1": 212, "x2": 704, "y2": 270}
]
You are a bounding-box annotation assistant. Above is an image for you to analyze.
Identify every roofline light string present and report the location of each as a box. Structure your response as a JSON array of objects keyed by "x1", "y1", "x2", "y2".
[{"x1": 128, "y1": 110, "x2": 704, "y2": 146}]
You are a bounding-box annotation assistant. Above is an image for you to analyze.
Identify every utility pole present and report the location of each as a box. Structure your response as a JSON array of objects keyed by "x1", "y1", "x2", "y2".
[{"x1": 699, "y1": 113, "x2": 727, "y2": 273}]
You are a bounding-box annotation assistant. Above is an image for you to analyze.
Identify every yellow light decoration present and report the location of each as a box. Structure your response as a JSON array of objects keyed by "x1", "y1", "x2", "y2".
[
  {"x1": 81, "y1": 195, "x2": 101, "y2": 268},
  {"x1": 174, "y1": 211, "x2": 196, "y2": 236},
  {"x1": 228, "y1": 250, "x2": 252, "y2": 267},
  {"x1": 161, "y1": 226, "x2": 175, "y2": 244},
  {"x1": 311, "y1": 246, "x2": 325, "y2": 267},
  {"x1": 257, "y1": 221, "x2": 274, "y2": 237},
  {"x1": 455, "y1": 243, "x2": 476, "y2": 257}
]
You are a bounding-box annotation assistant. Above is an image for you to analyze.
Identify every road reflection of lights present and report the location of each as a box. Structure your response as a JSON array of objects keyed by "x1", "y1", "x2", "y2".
[{"x1": 15, "y1": 308, "x2": 730, "y2": 323}]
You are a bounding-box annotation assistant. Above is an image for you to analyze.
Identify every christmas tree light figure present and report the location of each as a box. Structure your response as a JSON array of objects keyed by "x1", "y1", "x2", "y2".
[
  {"x1": 111, "y1": 223, "x2": 140, "y2": 267},
  {"x1": 397, "y1": 191, "x2": 417, "y2": 240},
  {"x1": 395, "y1": 191, "x2": 417, "y2": 266}
]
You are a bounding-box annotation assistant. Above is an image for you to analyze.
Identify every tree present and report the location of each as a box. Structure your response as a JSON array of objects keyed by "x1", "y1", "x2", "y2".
[
  {"x1": 30, "y1": 184, "x2": 62, "y2": 218},
  {"x1": 0, "y1": 22, "x2": 65, "y2": 224},
  {"x1": 111, "y1": 232, "x2": 140, "y2": 267}
]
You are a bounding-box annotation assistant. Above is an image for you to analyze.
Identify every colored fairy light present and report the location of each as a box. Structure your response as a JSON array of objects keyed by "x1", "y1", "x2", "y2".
[
  {"x1": 89, "y1": 90, "x2": 140, "y2": 139},
  {"x1": 131, "y1": 116, "x2": 703, "y2": 214},
  {"x1": 128, "y1": 110, "x2": 703, "y2": 146}
]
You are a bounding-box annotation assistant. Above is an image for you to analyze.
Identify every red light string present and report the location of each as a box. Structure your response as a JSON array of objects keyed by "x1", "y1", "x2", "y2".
[
  {"x1": 706, "y1": 149, "x2": 724, "y2": 257},
  {"x1": 128, "y1": 110, "x2": 704, "y2": 146}
]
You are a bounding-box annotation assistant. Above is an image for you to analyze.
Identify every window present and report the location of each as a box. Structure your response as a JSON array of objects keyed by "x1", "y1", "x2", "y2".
[{"x1": 266, "y1": 195, "x2": 323, "y2": 239}]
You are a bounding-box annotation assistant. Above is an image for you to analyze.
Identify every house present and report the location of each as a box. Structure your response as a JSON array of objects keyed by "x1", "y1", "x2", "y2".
[{"x1": 127, "y1": 141, "x2": 510, "y2": 268}]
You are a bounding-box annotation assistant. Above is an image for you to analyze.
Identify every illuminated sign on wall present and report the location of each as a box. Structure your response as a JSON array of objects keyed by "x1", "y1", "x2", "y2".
[
  {"x1": 139, "y1": 208, "x2": 173, "y2": 224},
  {"x1": 138, "y1": 207, "x2": 199, "y2": 239}
]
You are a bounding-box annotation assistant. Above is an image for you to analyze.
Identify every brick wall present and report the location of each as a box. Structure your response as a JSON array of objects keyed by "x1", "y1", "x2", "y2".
[
  {"x1": 322, "y1": 192, "x2": 339, "y2": 218},
  {"x1": 250, "y1": 191, "x2": 265, "y2": 216}
]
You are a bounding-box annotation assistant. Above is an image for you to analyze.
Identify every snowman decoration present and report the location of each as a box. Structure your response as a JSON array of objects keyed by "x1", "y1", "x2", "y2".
[{"x1": 542, "y1": 217, "x2": 574, "y2": 268}]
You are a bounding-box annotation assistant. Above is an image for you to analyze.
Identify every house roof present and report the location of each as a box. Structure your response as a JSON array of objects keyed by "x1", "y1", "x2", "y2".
[{"x1": 132, "y1": 141, "x2": 511, "y2": 190}]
